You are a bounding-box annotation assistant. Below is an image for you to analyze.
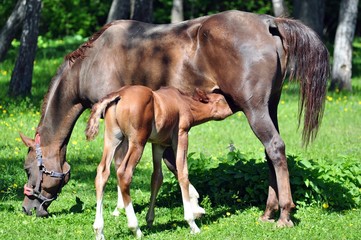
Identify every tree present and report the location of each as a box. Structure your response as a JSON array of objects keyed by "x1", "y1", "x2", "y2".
[
  {"x1": 0, "y1": 0, "x2": 26, "y2": 62},
  {"x1": 171, "y1": 0, "x2": 183, "y2": 23},
  {"x1": 107, "y1": 0, "x2": 130, "y2": 23},
  {"x1": 8, "y1": 0, "x2": 42, "y2": 97},
  {"x1": 272, "y1": 0, "x2": 288, "y2": 17},
  {"x1": 293, "y1": 0, "x2": 325, "y2": 38},
  {"x1": 132, "y1": 0, "x2": 153, "y2": 22},
  {"x1": 330, "y1": 0, "x2": 359, "y2": 91}
]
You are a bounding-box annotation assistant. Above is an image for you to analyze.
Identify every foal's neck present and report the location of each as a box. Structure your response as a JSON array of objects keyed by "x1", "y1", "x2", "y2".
[{"x1": 187, "y1": 98, "x2": 213, "y2": 126}]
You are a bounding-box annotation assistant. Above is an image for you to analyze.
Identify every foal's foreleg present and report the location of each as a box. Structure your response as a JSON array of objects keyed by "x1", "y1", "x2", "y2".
[
  {"x1": 175, "y1": 131, "x2": 200, "y2": 234},
  {"x1": 146, "y1": 144, "x2": 164, "y2": 227},
  {"x1": 162, "y1": 147, "x2": 205, "y2": 218}
]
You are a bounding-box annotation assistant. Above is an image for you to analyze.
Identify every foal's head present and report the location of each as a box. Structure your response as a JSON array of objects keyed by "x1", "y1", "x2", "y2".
[
  {"x1": 20, "y1": 133, "x2": 71, "y2": 217},
  {"x1": 192, "y1": 88, "x2": 233, "y2": 122}
]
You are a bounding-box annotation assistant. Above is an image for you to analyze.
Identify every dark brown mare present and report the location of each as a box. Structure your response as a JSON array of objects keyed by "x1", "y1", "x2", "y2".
[
  {"x1": 86, "y1": 86, "x2": 232, "y2": 238},
  {"x1": 20, "y1": 10, "x2": 329, "y2": 228}
]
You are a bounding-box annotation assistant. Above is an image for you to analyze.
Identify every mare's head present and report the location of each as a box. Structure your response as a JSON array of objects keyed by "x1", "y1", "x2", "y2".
[
  {"x1": 20, "y1": 133, "x2": 71, "y2": 217},
  {"x1": 192, "y1": 88, "x2": 233, "y2": 121}
]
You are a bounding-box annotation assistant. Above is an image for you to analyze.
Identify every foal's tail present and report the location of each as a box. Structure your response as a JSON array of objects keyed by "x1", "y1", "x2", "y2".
[
  {"x1": 85, "y1": 93, "x2": 120, "y2": 141},
  {"x1": 275, "y1": 17, "x2": 330, "y2": 146}
]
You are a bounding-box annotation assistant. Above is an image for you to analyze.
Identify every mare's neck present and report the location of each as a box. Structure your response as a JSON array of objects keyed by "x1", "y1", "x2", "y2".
[{"x1": 37, "y1": 63, "x2": 85, "y2": 149}]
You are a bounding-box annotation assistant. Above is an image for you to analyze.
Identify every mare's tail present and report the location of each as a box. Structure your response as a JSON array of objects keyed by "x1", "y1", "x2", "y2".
[
  {"x1": 275, "y1": 18, "x2": 330, "y2": 146},
  {"x1": 85, "y1": 93, "x2": 120, "y2": 140}
]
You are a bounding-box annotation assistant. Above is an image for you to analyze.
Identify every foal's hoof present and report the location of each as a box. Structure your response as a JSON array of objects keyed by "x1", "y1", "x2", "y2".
[
  {"x1": 94, "y1": 231, "x2": 105, "y2": 240},
  {"x1": 190, "y1": 226, "x2": 201, "y2": 234},
  {"x1": 112, "y1": 208, "x2": 120, "y2": 217},
  {"x1": 193, "y1": 207, "x2": 206, "y2": 219},
  {"x1": 276, "y1": 218, "x2": 294, "y2": 228},
  {"x1": 146, "y1": 219, "x2": 154, "y2": 228}
]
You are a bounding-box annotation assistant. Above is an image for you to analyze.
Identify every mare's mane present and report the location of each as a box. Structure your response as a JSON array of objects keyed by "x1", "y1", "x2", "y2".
[
  {"x1": 65, "y1": 22, "x2": 114, "y2": 64},
  {"x1": 38, "y1": 22, "x2": 115, "y2": 129}
]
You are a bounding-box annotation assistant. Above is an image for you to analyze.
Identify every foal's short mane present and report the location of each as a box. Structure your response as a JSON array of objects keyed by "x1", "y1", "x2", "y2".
[{"x1": 65, "y1": 22, "x2": 114, "y2": 64}]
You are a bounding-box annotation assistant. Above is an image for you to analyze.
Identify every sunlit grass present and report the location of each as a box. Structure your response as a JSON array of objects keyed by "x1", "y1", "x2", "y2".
[{"x1": 0, "y1": 37, "x2": 360, "y2": 239}]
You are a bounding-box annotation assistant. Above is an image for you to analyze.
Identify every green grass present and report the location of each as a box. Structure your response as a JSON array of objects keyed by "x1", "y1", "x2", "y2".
[{"x1": 0, "y1": 37, "x2": 360, "y2": 239}]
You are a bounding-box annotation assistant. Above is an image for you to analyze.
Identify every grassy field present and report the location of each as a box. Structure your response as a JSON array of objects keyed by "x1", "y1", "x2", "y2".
[{"x1": 0, "y1": 37, "x2": 360, "y2": 239}]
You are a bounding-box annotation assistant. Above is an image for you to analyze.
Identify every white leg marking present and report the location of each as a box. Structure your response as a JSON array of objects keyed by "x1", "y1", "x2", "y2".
[
  {"x1": 183, "y1": 200, "x2": 200, "y2": 234},
  {"x1": 189, "y1": 184, "x2": 205, "y2": 218},
  {"x1": 93, "y1": 199, "x2": 105, "y2": 240},
  {"x1": 125, "y1": 202, "x2": 142, "y2": 238},
  {"x1": 112, "y1": 185, "x2": 125, "y2": 216}
]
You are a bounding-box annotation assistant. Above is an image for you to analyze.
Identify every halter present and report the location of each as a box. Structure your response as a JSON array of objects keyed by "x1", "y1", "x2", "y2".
[{"x1": 23, "y1": 134, "x2": 70, "y2": 209}]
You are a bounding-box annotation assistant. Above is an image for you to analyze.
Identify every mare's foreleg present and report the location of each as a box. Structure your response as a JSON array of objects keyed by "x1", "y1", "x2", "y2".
[
  {"x1": 162, "y1": 147, "x2": 205, "y2": 218},
  {"x1": 117, "y1": 141, "x2": 145, "y2": 238},
  {"x1": 175, "y1": 131, "x2": 200, "y2": 234},
  {"x1": 244, "y1": 106, "x2": 295, "y2": 227}
]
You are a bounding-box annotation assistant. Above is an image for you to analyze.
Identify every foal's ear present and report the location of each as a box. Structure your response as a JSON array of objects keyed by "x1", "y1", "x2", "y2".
[
  {"x1": 19, "y1": 132, "x2": 35, "y2": 148},
  {"x1": 193, "y1": 88, "x2": 209, "y2": 103}
]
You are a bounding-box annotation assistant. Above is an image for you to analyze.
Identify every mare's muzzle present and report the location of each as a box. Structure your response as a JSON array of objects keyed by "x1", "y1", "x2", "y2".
[{"x1": 23, "y1": 142, "x2": 70, "y2": 216}]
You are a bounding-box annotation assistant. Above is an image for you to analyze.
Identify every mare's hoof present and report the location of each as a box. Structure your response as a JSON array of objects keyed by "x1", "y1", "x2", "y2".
[
  {"x1": 276, "y1": 218, "x2": 294, "y2": 228},
  {"x1": 259, "y1": 215, "x2": 275, "y2": 223}
]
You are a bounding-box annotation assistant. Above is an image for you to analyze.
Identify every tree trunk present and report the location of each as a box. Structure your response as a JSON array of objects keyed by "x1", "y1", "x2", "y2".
[
  {"x1": 107, "y1": 0, "x2": 130, "y2": 23},
  {"x1": 171, "y1": 0, "x2": 183, "y2": 23},
  {"x1": 132, "y1": 0, "x2": 153, "y2": 22},
  {"x1": 272, "y1": 0, "x2": 288, "y2": 17},
  {"x1": 293, "y1": 0, "x2": 325, "y2": 38},
  {"x1": 8, "y1": 0, "x2": 42, "y2": 97},
  {"x1": 0, "y1": 0, "x2": 27, "y2": 62},
  {"x1": 330, "y1": 0, "x2": 359, "y2": 92}
]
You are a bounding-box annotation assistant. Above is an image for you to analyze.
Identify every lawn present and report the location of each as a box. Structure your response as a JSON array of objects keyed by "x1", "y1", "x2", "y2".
[{"x1": 0, "y1": 37, "x2": 360, "y2": 239}]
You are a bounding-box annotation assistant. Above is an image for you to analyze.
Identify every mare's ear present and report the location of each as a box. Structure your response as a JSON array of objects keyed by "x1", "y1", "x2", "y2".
[
  {"x1": 19, "y1": 132, "x2": 35, "y2": 149},
  {"x1": 193, "y1": 88, "x2": 209, "y2": 103}
]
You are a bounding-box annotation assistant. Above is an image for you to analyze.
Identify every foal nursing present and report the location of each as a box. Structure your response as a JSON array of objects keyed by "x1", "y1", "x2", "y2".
[{"x1": 86, "y1": 85, "x2": 232, "y2": 238}]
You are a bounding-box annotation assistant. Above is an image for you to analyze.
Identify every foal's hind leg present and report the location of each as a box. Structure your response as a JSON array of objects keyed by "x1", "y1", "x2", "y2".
[
  {"x1": 162, "y1": 147, "x2": 205, "y2": 219},
  {"x1": 117, "y1": 141, "x2": 145, "y2": 238},
  {"x1": 93, "y1": 132, "x2": 122, "y2": 239},
  {"x1": 112, "y1": 138, "x2": 129, "y2": 217},
  {"x1": 244, "y1": 106, "x2": 295, "y2": 227}
]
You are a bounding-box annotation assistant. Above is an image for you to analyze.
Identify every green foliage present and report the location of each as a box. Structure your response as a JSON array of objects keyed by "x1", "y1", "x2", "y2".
[
  {"x1": 154, "y1": 0, "x2": 272, "y2": 23},
  {"x1": 40, "y1": 0, "x2": 110, "y2": 38}
]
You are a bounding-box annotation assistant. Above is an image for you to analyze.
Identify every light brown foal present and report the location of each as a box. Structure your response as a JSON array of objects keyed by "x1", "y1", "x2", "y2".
[{"x1": 86, "y1": 85, "x2": 232, "y2": 239}]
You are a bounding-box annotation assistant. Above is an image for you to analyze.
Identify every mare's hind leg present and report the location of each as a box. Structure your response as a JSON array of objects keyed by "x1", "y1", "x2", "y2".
[
  {"x1": 93, "y1": 132, "x2": 122, "y2": 240},
  {"x1": 117, "y1": 141, "x2": 145, "y2": 238},
  {"x1": 112, "y1": 138, "x2": 129, "y2": 217},
  {"x1": 162, "y1": 147, "x2": 205, "y2": 218},
  {"x1": 244, "y1": 106, "x2": 295, "y2": 227}
]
